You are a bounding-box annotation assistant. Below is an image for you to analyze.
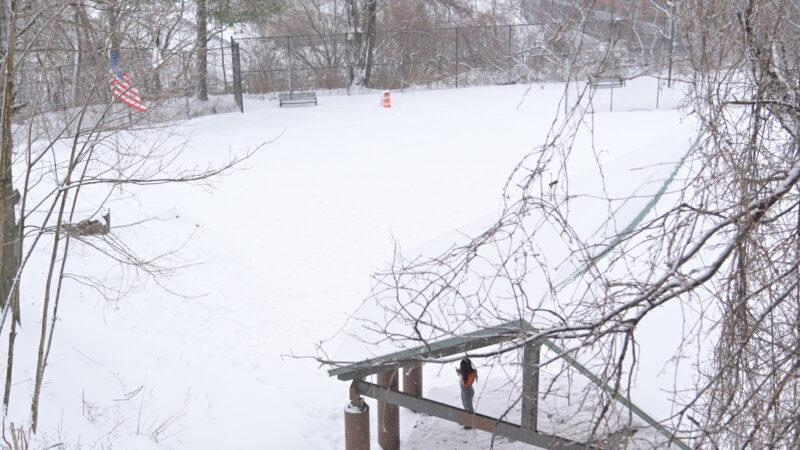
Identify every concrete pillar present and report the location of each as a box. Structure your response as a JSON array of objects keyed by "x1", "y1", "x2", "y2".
[
  {"x1": 521, "y1": 342, "x2": 541, "y2": 432},
  {"x1": 402, "y1": 364, "x2": 423, "y2": 398},
  {"x1": 345, "y1": 383, "x2": 370, "y2": 450},
  {"x1": 377, "y1": 369, "x2": 400, "y2": 450}
]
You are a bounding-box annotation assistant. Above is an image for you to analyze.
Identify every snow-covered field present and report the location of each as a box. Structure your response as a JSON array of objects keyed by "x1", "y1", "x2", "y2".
[{"x1": 7, "y1": 78, "x2": 692, "y2": 448}]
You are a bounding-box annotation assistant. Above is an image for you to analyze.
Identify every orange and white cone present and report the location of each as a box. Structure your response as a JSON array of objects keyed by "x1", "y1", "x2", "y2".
[{"x1": 381, "y1": 91, "x2": 391, "y2": 108}]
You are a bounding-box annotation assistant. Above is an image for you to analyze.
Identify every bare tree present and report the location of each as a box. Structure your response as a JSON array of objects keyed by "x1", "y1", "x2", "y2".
[
  {"x1": 195, "y1": 0, "x2": 209, "y2": 100},
  {"x1": 0, "y1": 0, "x2": 264, "y2": 435},
  {"x1": 318, "y1": 0, "x2": 800, "y2": 447}
]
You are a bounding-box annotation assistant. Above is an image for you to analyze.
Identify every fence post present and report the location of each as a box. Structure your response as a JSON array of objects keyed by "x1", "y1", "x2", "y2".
[
  {"x1": 610, "y1": 85, "x2": 614, "y2": 112},
  {"x1": 455, "y1": 26, "x2": 459, "y2": 89},
  {"x1": 507, "y1": 25, "x2": 512, "y2": 85},
  {"x1": 220, "y1": 42, "x2": 227, "y2": 94},
  {"x1": 609, "y1": 58, "x2": 615, "y2": 112},
  {"x1": 231, "y1": 37, "x2": 243, "y2": 113},
  {"x1": 668, "y1": 16, "x2": 675, "y2": 88},
  {"x1": 656, "y1": 53, "x2": 661, "y2": 110},
  {"x1": 346, "y1": 29, "x2": 352, "y2": 95},
  {"x1": 564, "y1": 56, "x2": 569, "y2": 116},
  {"x1": 287, "y1": 36, "x2": 293, "y2": 95}
]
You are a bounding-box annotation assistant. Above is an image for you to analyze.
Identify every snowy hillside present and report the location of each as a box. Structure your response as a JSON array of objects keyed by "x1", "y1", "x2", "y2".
[{"x1": 7, "y1": 79, "x2": 690, "y2": 449}]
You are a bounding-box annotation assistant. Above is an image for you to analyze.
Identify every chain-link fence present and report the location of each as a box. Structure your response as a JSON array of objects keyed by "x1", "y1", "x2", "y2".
[
  {"x1": 235, "y1": 20, "x2": 682, "y2": 96},
  {"x1": 14, "y1": 40, "x2": 233, "y2": 116},
  {"x1": 11, "y1": 19, "x2": 685, "y2": 116}
]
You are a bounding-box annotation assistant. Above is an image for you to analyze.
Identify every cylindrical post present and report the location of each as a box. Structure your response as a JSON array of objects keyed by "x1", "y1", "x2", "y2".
[
  {"x1": 220, "y1": 41, "x2": 227, "y2": 93},
  {"x1": 377, "y1": 370, "x2": 400, "y2": 450},
  {"x1": 345, "y1": 382, "x2": 370, "y2": 450},
  {"x1": 345, "y1": 403, "x2": 370, "y2": 450},
  {"x1": 610, "y1": 84, "x2": 614, "y2": 112},
  {"x1": 230, "y1": 37, "x2": 243, "y2": 113},
  {"x1": 610, "y1": 58, "x2": 616, "y2": 112},
  {"x1": 507, "y1": 25, "x2": 513, "y2": 85},
  {"x1": 287, "y1": 36, "x2": 293, "y2": 95},
  {"x1": 656, "y1": 53, "x2": 661, "y2": 110},
  {"x1": 402, "y1": 364, "x2": 423, "y2": 399},
  {"x1": 667, "y1": 15, "x2": 675, "y2": 88},
  {"x1": 564, "y1": 57, "x2": 570, "y2": 116}
]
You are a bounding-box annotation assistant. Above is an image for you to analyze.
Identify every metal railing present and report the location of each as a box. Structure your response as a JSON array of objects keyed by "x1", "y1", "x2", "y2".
[{"x1": 10, "y1": 19, "x2": 686, "y2": 115}]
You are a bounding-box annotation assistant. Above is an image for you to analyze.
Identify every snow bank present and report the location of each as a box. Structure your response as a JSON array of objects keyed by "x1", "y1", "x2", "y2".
[{"x1": 6, "y1": 78, "x2": 689, "y2": 449}]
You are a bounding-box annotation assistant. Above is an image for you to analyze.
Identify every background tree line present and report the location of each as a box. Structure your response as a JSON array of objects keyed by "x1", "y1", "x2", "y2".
[
  {"x1": 0, "y1": 0, "x2": 273, "y2": 438},
  {"x1": 239, "y1": 0, "x2": 672, "y2": 94}
]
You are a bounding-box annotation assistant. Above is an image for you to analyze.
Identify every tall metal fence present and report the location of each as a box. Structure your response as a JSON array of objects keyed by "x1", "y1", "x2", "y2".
[
  {"x1": 234, "y1": 20, "x2": 680, "y2": 96},
  {"x1": 10, "y1": 19, "x2": 684, "y2": 117},
  {"x1": 14, "y1": 40, "x2": 233, "y2": 116}
]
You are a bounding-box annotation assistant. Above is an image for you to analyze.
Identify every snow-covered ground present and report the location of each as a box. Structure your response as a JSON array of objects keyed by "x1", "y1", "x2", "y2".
[{"x1": 6, "y1": 78, "x2": 691, "y2": 448}]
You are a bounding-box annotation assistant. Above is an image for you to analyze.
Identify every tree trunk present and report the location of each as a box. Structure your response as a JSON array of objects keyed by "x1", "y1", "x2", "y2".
[
  {"x1": 362, "y1": 0, "x2": 377, "y2": 87},
  {"x1": 345, "y1": 0, "x2": 361, "y2": 86},
  {"x1": 107, "y1": 1, "x2": 122, "y2": 56},
  {"x1": 1, "y1": 0, "x2": 18, "y2": 415},
  {"x1": 3, "y1": 303, "x2": 17, "y2": 410},
  {"x1": 153, "y1": 31, "x2": 162, "y2": 93},
  {"x1": 196, "y1": 0, "x2": 208, "y2": 101},
  {"x1": 0, "y1": 0, "x2": 17, "y2": 312},
  {"x1": 71, "y1": 9, "x2": 82, "y2": 107}
]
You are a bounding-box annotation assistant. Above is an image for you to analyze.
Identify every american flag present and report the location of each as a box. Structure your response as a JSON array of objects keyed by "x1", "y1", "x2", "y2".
[{"x1": 109, "y1": 49, "x2": 147, "y2": 112}]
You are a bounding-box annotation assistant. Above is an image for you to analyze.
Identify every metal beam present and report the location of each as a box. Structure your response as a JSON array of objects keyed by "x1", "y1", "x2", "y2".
[
  {"x1": 329, "y1": 319, "x2": 528, "y2": 381},
  {"x1": 334, "y1": 334, "x2": 514, "y2": 380},
  {"x1": 354, "y1": 381, "x2": 593, "y2": 450}
]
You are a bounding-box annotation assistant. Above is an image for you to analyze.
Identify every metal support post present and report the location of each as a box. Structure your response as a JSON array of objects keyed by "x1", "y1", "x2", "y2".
[
  {"x1": 454, "y1": 27, "x2": 459, "y2": 89},
  {"x1": 287, "y1": 36, "x2": 293, "y2": 95},
  {"x1": 656, "y1": 53, "x2": 661, "y2": 110},
  {"x1": 564, "y1": 57, "x2": 570, "y2": 116},
  {"x1": 230, "y1": 37, "x2": 243, "y2": 113},
  {"x1": 609, "y1": 58, "x2": 616, "y2": 112},
  {"x1": 220, "y1": 41, "x2": 227, "y2": 93},
  {"x1": 610, "y1": 85, "x2": 614, "y2": 112},
  {"x1": 507, "y1": 25, "x2": 513, "y2": 84},
  {"x1": 668, "y1": 16, "x2": 675, "y2": 88}
]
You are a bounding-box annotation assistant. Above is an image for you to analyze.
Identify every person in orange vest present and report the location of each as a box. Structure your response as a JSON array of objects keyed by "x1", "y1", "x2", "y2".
[{"x1": 456, "y1": 358, "x2": 478, "y2": 429}]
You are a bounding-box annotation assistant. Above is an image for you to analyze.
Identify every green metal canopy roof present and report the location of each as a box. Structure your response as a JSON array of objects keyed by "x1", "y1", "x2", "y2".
[
  {"x1": 328, "y1": 318, "x2": 530, "y2": 381},
  {"x1": 326, "y1": 318, "x2": 689, "y2": 449}
]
